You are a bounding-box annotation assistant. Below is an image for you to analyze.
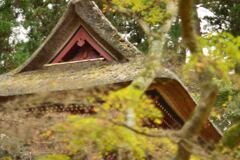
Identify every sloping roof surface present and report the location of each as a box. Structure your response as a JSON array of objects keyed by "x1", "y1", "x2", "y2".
[{"x1": 0, "y1": 55, "x2": 177, "y2": 96}]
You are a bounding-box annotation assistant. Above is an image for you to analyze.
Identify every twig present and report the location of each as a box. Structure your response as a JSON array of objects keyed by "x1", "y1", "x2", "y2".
[{"x1": 108, "y1": 118, "x2": 178, "y2": 139}]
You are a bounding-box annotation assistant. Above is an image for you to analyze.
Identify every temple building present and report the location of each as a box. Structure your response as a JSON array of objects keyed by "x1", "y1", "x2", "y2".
[{"x1": 0, "y1": 0, "x2": 221, "y2": 142}]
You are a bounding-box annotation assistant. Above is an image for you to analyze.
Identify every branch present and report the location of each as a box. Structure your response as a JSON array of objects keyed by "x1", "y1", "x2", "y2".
[
  {"x1": 104, "y1": 117, "x2": 211, "y2": 158},
  {"x1": 106, "y1": 3, "x2": 157, "y2": 38},
  {"x1": 178, "y1": 0, "x2": 198, "y2": 53},
  {"x1": 108, "y1": 119, "x2": 178, "y2": 139},
  {"x1": 174, "y1": 80, "x2": 218, "y2": 160}
]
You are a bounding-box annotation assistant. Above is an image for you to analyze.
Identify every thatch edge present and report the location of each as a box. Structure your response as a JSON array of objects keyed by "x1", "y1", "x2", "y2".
[
  {"x1": 13, "y1": 4, "x2": 80, "y2": 73},
  {"x1": 0, "y1": 56, "x2": 175, "y2": 97}
]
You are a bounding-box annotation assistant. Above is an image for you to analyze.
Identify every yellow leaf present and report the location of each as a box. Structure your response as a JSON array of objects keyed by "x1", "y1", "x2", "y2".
[{"x1": 154, "y1": 119, "x2": 162, "y2": 125}]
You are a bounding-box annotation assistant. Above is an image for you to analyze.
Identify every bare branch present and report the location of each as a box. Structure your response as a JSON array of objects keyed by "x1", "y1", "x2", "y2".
[
  {"x1": 103, "y1": 117, "x2": 211, "y2": 158},
  {"x1": 178, "y1": 0, "x2": 198, "y2": 53},
  {"x1": 181, "y1": 85, "x2": 218, "y2": 137},
  {"x1": 174, "y1": 80, "x2": 218, "y2": 160},
  {"x1": 108, "y1": 119, "x2": 178, "y2": 139},
  {"x1": 106, "y1": 3, "x2": 157, "y2": 38}
]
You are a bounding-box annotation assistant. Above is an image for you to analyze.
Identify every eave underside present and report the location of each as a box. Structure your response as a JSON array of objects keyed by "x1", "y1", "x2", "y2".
[{"x1": 0, "y1": 80, "x2": 222, "y2": 143}]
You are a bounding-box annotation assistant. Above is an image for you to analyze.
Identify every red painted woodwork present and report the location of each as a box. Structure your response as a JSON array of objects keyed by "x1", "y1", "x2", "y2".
[{"x1": 51, "y1": 27, "x2": 114, "y2": 64}]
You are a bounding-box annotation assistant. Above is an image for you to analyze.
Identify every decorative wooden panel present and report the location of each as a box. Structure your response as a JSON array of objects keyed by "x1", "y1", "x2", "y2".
[
  {"x1": 51, "y1": 27, "x2": 114, "y2": 64},
  {"x1": 146, "y1": 90, "x2": 184, "y2": 129}
]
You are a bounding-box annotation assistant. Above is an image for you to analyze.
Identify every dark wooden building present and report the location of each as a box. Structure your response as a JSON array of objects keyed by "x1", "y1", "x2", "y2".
[{"x1": 0, "y1": 0, "x2": 221, "y2": 142}]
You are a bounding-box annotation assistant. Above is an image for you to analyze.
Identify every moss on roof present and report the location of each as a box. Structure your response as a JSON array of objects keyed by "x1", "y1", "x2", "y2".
[{"x1": 0, "y1": 55, "x2": 178, "y2": 96}]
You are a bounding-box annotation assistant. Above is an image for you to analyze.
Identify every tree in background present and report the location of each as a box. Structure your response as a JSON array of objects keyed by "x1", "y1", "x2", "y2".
[
  {"x1": 193, "y1": 0, "x2": 240, "y2": 132},
  {"x1": 0, "y1": 0, "x2": 18, "y2": 73},
  {"x1": 0, "y1": 0, "x2": 67, "y2": 73},
  {"x1": 199, "y1": 0, "x2": 240, "y2": 36}
]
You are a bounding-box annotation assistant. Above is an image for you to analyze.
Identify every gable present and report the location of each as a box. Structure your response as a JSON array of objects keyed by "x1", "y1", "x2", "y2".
[
  {"x1": 13, "y1": 1, "x2": 141, "y2": 73},
  {"x1": 50, "y1": 27, "x2": 114, "y2": 64}
]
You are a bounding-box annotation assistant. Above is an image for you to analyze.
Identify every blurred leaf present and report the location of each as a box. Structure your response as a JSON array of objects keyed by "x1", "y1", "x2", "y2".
[{"x1": 222, "y1": 121, "x2": 240, "y2": 148}]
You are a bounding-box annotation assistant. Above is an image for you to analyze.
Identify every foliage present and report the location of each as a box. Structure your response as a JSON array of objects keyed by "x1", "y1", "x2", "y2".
[
  {"x1": 1, "y1": 0, "x2": 240, "y2": 160},
  {"x1": 100, "y1": 87, "x2": 162, "y2": 127},
  {"x1": 185, "y1": 32, "x2": 240, "y2": 79},
  {"x1": 0, "y1": 0, "x2": 68, "y2": 72},
  {"x1": 222, "y1": 121, "x2": 240, "y2": 148},
  {"x1": 40, "y1": 88, "x2": 164, "y2": 159},
  {"x1": 211, "y1": 79, "x2": 240, "y2": 131},
  {"x1": 102, "y1": 8, "x2": 149, "y2": 53},
  {"x1": 0, "y1": 0, "x2": 17, "y2": 73},
  {"x1": 36, "y1": 154, "x2": 71, "y2": 160},
  {"x1": 184, "y1": 32, "x2": 240, "y2": 134},
  {"x1": 184, "y1": 32, "x2": 240, "y2": 120},
  {"x1": 111, "y1": 0, "x2": 169, "y2": 25},
  {"x1": 200, "y1": 0, "x2": 240, "y2": 36},
  {"x1": 51, "y1": 117, "x2": 164, "y2": 159},
  {"x1": 19, "y1": 0, "x2": 67, "y2": 53},
  {"x1": 183, "y1": 30, "x2": 240, "y2": 157}
]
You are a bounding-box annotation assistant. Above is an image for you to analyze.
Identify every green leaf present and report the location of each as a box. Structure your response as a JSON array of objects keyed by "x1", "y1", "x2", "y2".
[{"x1": 222, "y1": 121, "x2": 240, "y2": 148}]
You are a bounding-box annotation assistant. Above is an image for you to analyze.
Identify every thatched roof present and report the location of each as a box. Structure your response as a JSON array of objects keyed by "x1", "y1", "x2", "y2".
[
  {"x1": 0, "y1": 55, "x2": 222, "y2": 142},
  {"x1": 0, "y1": 0, "x2": 222, "y2": 142},
  {"x1": 0, "y1": 55, "x2": 175, "y2": 96},
  {"x1": 13, "y1": 0, "x2": 140, "y2": 73}
]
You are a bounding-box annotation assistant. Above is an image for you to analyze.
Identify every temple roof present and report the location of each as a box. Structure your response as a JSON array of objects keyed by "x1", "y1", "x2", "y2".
[{"x1": 0, "y1": 0, "x2": 222, "y2": 142}]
